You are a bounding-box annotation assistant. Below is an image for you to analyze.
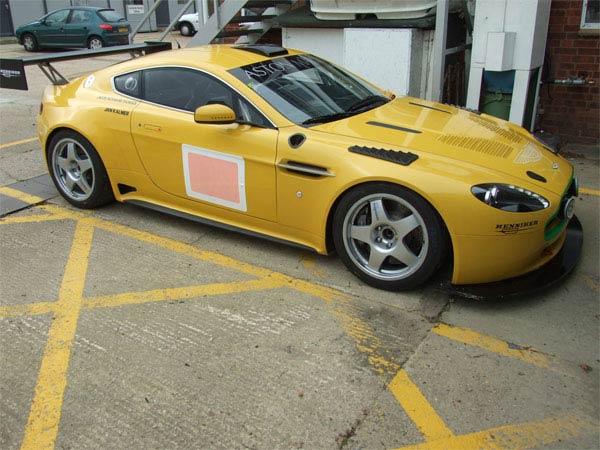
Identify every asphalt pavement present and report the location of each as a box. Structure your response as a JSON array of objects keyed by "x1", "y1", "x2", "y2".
[{"x1": 1, "y1": 36, "x2": 598, "y2": 450}]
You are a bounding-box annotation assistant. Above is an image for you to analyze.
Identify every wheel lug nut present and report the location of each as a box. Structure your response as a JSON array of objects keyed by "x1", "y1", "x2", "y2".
[
  {"x1": 376, "y1": 237, "x2": 382, "y2": 243},
  {"x1": 387, "y1": 242, "x2": 393, "y2": 248}
]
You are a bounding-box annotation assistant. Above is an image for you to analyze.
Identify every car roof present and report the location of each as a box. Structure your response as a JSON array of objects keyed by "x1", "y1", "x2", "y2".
[
  {"x1": 50, "y1": 6, "x2": 111, "y2": 12},
  {"x1": 104, "y1": 45, "x2": 307, "y2": 75}
]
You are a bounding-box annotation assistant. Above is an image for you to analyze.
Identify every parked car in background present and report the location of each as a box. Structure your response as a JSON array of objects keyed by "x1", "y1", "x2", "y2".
[
  {"x1": 15, "y1": 7, "x2": 130, "y2": 51},
  {"x1": 177, "y1": 12, "x2": 199, "y2": 36}
]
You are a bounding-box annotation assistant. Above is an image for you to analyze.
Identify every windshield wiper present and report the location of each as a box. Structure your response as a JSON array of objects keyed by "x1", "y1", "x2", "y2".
[
  {"x1": 301, "y1": 111, "x2": 354, "y2": 125},
  {"x1": 347, "y1": 95, "x2": 390, "y2": 113}
]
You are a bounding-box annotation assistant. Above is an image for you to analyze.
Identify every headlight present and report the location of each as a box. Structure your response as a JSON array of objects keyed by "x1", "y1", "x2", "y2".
[{"x1": 471, "y1": 184, "x2": 550, "y2": 212}]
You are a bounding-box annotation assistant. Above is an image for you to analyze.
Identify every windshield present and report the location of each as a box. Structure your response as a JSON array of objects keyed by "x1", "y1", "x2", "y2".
[{"x1": 229, "y1": 54, "x2": 389, "y2": 125}]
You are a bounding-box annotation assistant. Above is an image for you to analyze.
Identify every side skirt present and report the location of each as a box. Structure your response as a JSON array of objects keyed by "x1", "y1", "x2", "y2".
[{"x1": 123, "y1": 199, "x2": 316, "y2": 253}]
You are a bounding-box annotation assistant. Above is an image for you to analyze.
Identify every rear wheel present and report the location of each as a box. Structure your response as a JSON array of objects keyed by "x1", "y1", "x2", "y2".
[
  {"x1": 22, "y1": 33, "x2": 38, "y2": 52},
  {"x1": 87, "y1": 36, "x2": 104, "y2": 49},
  {"x1": 333, "y1": 183, "x2": 446, "y2": 290},
  {"x1": 47, "y1": 130, "x2": 114, "y2": 209},
  {"x1": 179, "y1": 22, "x2": 194, "y2": 36}
]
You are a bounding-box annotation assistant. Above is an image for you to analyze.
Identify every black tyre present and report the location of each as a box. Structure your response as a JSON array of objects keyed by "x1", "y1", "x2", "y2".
[
  {"x1": 332, "y1": 183, "x2": 446, "y2": 291},
  {"x1": 47, "y1": 130, "x2": 114, "y2": 209},
  {"x1": 22, "y1": 33, "x2": 38, "y2": 52},
  {"x1": 87, "y1": 36, "x2": 104, "y2": 49},
  {"x1": 179, "y1": 22, "x2": 194, "y2": 36}
]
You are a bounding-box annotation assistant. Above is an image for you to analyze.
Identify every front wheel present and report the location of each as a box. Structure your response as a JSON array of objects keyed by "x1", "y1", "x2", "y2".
[
  {"x1": 333, "y1": 183, "x2": 446, "y2": 291},
  {"x1": 22, "y1": 33, "x2": 38, "y2": 52},
  {"x1": 179, "y1": 22, "x2": 194, "y2": 36},
  {"x1": 87, "y1": 36, "x2": 104, "y2": 49},
  {"x1": 47, "y1": 131, "x2": 114, "y2": 209}
]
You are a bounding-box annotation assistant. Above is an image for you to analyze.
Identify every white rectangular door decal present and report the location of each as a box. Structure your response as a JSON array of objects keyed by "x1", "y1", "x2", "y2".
[{"x1": 182, "y1": 144, "x2": 247, "y2": 212}]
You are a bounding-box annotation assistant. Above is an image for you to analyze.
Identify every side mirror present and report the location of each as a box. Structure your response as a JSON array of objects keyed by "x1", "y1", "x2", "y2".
[{"x1": 194, "y1": 104, "x2": 236, "y2": 124}]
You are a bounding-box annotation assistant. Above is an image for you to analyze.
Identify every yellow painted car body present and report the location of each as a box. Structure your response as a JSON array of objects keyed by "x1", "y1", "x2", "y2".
[{"x1": 37, "y1": 45, "x2": 577, "y2": 288}]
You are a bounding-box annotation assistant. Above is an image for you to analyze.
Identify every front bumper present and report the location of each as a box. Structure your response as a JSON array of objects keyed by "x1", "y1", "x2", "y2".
[{"x1": 438, "y1": 215, "x2": 583, "y2": 300}]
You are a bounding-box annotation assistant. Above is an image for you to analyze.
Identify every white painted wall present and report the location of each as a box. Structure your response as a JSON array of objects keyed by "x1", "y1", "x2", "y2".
[
  {"x1": 282, "y1": 28, "x2": 345, "y2": 66},
  {"x1": 467, "y1": 0, "x2": 551, "y2": 127},
  {"x1": 282, "y1": 27, "x2": 427, "y2": 97}
]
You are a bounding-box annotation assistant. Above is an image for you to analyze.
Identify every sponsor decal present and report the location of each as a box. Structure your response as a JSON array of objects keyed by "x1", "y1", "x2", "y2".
[
  {"x1": 0, "y1": 69, "x2": 21, "y2": 79},
  {"x1": 104, "y1": 107, "x2": 129, "y2": 116},
  {"x1": 514, "y1": 142, "x2": 542, "y2": 164},
  {"x1": 97, "y1": 95, "x2": 137, "y2": 105},
  {"x1": 182, "y1": 144, "x2": 247, "y2": 212},
  {"x1": 229, "y1": 55, "x2": 317, "y2": 86},
  {"x1": 495, "y1": 220, "x2": 539, "y2": 234}
]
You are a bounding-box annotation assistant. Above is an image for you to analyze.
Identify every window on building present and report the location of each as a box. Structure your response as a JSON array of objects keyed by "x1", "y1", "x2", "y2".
[{"x1": 581, "y1": 0, "x2": 600, "y2": 30}]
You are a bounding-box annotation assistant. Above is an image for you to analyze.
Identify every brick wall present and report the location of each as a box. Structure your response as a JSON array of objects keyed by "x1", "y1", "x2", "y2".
[{"x1": 538, "y1": 1, "x2": 599, "y2": 146}]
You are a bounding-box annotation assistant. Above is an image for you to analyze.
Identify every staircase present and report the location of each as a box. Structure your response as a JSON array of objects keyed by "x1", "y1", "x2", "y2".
[{"x1": 187, "y1": 0, "x2": 296, "y2": 47}]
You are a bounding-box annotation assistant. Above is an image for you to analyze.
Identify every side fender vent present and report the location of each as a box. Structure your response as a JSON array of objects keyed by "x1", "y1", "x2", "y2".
[
  {"x1": 288, "y1": 133, "x2": 306, "y2": 149},
  {"x1": 118, "y1": 183, "x2": 137, "y2": 195},
  {"x1": 348, "y1": 145, "x2": 418, "y2": 166}
]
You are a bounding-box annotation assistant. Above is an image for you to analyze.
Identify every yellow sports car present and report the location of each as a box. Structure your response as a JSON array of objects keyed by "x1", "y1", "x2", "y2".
[{"x1": 36, "y1": 44, "x2": 581, "y2": 292}]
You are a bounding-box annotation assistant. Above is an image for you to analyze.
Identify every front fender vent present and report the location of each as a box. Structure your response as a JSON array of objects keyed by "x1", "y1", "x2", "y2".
[{"x1": 348, "y1": 145, "x2": 418, "y2": 166}]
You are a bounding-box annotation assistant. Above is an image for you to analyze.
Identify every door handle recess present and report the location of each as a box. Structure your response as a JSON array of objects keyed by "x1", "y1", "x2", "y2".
[{"x1": 142, "y1": 124, "x2": 162, "y2": 132}]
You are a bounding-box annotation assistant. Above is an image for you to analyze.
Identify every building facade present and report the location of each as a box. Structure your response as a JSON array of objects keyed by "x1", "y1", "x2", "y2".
[{"x1": 538, "y1": 0, "x2": 599, "y2": 146}]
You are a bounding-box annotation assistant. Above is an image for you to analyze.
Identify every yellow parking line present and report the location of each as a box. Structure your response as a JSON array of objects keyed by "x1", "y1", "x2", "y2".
[
  {"x1": 580, "y1": 187, "x2": 600, "y2": 196},
  {"x1": 388, "y1": 370, "x2": 455, "y2": 442},
  {"x1": 394, "y1": 415, "x2": 596, "y2": 450},
  {"x1": 0, "y1": 213, "x2": 71, "y2": 224},
  {"x1": 432, "y1": 323, "x2": 549, "y2": 369},
  {"x1": 0, "y1": 186, "x2": 45, "y2": 205},
  {"x1": 0, "y1": 301, "x2": 58, "y2": 319},
  {"x1": 0, "y1": 137, "x2": 38, "y2": 150},
  {"x1": 85, "y1": 278, "x2": 284, "y2": 310},
  {"x1": 20, "y1": 221, "x2": 94, "y2": 450}
]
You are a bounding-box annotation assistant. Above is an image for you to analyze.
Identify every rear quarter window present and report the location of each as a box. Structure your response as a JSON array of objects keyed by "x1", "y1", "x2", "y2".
[{"x1": 114, "y1": 71, "x2": 141, "y2": 98}]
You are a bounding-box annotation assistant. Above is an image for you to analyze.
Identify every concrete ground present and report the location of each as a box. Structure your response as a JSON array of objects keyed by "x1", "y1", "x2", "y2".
[{"x1": 0, "y1": 35, "x2": 599, "y2": 450}]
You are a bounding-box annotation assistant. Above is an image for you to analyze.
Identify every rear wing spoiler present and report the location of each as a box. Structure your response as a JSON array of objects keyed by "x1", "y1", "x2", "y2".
[{"x1": 0, "y1": 41, "x2": 171, "y2": 90}]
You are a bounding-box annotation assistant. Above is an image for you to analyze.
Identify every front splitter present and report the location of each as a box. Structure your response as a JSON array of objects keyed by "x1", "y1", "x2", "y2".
[{"x1": 436, "y1": 215, "x2": 583, "y2": 300}]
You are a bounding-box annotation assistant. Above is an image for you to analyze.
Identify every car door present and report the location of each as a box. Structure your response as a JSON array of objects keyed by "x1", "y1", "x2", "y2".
[
  {"x1": 124, "y1": 67, "x2": 278, "y2": 222},
  {"x1": 37, "y1": 9, "x2": 69, "y2": 46},
  {"x1": 64, "y1": 9, "x2": 92, "y2": 47}
]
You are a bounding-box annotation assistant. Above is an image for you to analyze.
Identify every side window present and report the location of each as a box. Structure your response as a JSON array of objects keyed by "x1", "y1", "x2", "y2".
[
  {"x1": 114, "y1": 71, "x2": 141, "y2": 98},
  {"x1": 69, "y1": 10, "x2": 92, "y2": 24},
  {"x1": 112, "y1": 67, "x2": 272, "y2": 127},
  {"x1": 140, "y1": 67, "x2": 272, "y2": 127},
  {"x1": 45, "y1": 9, "x2": 69, "y2": 25},
  {"x1": 143, "y1": 67, "x2": 204, "y2": 111}
]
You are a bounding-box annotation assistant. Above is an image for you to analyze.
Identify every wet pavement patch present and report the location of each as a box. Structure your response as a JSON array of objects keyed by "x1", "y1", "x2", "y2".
[{"x1": 0, "y1": 175, "x2": 56, "y2": 216}]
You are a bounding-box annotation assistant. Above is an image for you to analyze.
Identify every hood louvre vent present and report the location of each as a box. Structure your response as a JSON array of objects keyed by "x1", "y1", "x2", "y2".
[
  {"x1": 468, "y1": 116, "x2": 522, "y2": 143},
  {"x1": 438, "y1": 135, "x2": 513, "y2": 158}
]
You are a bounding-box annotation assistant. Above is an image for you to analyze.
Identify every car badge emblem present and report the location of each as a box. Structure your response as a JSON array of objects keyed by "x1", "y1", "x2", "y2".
[{"x1": 514, "y1": 142, "x2": 542, "y2": 164}]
